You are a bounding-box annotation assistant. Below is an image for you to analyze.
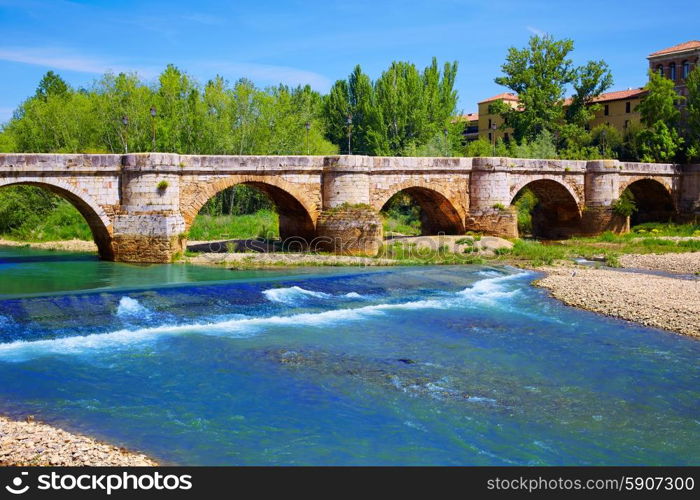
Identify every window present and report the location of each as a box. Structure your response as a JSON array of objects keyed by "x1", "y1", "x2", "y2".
[
  {"x1": 624, "y1": 120, "x2": 629, "y2": 129},
  {"x1": 683, "y1": 60, "x2": 690, "y2": 79},
  {"x1": 504, "y1": 132, "x2": 510, "y2": 142},
  {"x1": 488, "y1": 132, "x2": 492, "y2": 141},
  {"x1": 669, "y1": 62, "x2": 676, "y2": 81},
  {"x1": 488, "y1": 118, "x2": 492, "y2": 129},
  {"x1": 657, "y1": 65, "x2": 664, "y2": 76},
  {"x1": 625, "y1": 101, "x2": 631, "y2": 113},
  {"x1": 604, "y1": 104, "x2": 609, "y2": 116}
]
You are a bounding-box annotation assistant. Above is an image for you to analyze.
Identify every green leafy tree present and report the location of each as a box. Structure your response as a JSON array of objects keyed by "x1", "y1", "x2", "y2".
[
  {"x1": 493, "y1": 35, "x2": 612, "y2": 147},
  {"x1": 685, "y1": 66, "x2": 700, "y2": 161},
  {"x1": 634, "y1": 70, "x2": 684, "y2": 162}
]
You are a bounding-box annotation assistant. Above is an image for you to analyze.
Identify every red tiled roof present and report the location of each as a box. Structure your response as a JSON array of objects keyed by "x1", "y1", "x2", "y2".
[
  {"x1": 452, "y1": 112, "x2": 478, "y2": 124},
  {"x1": 478, "y1": 92, "x2": 519, "y2": 104},
  {"x1": 589, "y1": 88, "x2": 647, "y2": 103},
  {"x1": 649, "y1": 40, "x2": 700, "y2": 57}
]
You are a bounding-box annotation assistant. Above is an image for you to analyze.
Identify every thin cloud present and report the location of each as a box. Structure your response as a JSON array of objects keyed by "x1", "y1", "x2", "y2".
[
  {"x1": 526, "y1": 26, "x2": 546, "y2": 36},
  {"x1": 0, "y1": 47, "x2": 157, "y2": 77}
]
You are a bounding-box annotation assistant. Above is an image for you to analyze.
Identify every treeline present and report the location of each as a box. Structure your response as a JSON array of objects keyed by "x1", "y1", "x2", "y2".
[{"x1": 466, "y1": 35, "x2": 700, "y2": 163}]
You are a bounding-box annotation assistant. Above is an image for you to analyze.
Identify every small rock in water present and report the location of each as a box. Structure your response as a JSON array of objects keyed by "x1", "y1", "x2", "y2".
[{"x1": 396, "y1": 358, "x2": 416, "y2": 365}]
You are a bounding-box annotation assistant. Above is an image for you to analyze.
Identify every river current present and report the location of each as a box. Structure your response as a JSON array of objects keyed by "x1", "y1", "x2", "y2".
[{"x1": 0, "y1": 246, "x2": 698, "y2": 465}]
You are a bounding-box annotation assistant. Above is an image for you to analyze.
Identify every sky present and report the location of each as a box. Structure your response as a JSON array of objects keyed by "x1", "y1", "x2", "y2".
[{"x1": 0, "y1": 0, "x2": 698, "y2": 123}]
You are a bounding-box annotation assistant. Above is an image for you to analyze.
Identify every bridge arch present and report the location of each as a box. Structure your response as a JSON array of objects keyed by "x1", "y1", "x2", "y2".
[
  {"x1": 620, "y1": 178, "x2": 676, "y2": 225},
  {"x1": 374, "y1": 183, "x2": 465, "y2": 235},
  {"x1": 510, "y1": 179, "x2": 582, "y2": 239},
  {"x1": 0, "y1": 178, "x2": 114, "y2": 259},
  {"x1": 182, "y1": 175, "x2": 317, "y2": 241}
]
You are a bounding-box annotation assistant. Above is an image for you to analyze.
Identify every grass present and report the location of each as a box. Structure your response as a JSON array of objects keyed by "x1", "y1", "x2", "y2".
[
  {"x1": 0, "y1": 201, "x2": 93, "y2": 242},
  {"x1": 188, "y1": 210, "x2": 279, "y2": 241},
  {"x1": 490, "y1": 222, "x2": 700, "y2": 267},
  {"x1": 382, "y1": 214, "x2": 421, "y2": 236}
]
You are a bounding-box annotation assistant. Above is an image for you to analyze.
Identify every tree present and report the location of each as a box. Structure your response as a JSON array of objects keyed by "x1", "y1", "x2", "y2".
[
  {"x1": 35, "y1": 71, "x2": 69, "y2": 101},
  {"x1": 685, "y1": 66, "x2": 700, "y2": 161},
  {"x1": 492, "y1": 35, "x2": 612, "y2": 146},
  {"x1": 634, "y1": 70, "x2": 684, "y2": 162},
  {"x1": 322, "y1": 58, "x2": 459, "y2": 156},
  {"x1": 637, "y1": 70, "x2": 682, "y2": 128}
]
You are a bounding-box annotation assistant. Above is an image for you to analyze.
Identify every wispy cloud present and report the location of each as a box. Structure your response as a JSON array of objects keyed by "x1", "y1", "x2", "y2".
[
  {"x1": 526, "y1": 26, "x2": 546, "y2": 36},
  {"x1": 0, "y1": 47, "x2": 156, "y2": 77},
  {"x1": 196, "y1": 61, "x2": 332, "y2": 91}
]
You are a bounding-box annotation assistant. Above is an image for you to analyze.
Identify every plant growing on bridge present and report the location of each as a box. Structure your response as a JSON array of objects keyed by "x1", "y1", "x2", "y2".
[{"x1": 156, "y1": 180, "x2": 169, "y2": 191}]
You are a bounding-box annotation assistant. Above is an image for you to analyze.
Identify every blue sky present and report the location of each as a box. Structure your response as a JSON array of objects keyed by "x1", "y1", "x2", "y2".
[{"x1": 0, "y1": 0, "x2": 697, "y2": 123}]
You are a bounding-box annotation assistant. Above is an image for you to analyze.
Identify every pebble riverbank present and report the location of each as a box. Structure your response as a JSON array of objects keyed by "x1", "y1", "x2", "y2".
[
  {"x1": 0, "y1": 416, "x2": 157, "y2": 466},
  {"x1": 619, "y1": 252, "x2": 700, "y2": 275},
  {"x1": 536, "y1": 264, "x2": 700, "y2": 338}
]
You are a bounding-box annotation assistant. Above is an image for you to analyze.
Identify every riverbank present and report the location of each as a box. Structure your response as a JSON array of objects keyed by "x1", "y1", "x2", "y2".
[
  {"x1": 535, "y1": 262, "x2": 700, "y2": 338},
  {"x1": 0, "y1": 238, "x2": 97, "y2": 253},
  {"x1": 0, "y1": 415, "x2": 157, "y2": 466}
]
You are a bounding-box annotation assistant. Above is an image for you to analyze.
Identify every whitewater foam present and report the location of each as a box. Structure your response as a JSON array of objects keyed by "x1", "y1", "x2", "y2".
[
  {"x1": 116, "y1": 297, "x2": 151, "y2": 319},
  {"x1": 262, "y1": 286, "x2": 367, "y2": 304},
  {"x1": 0, "y1": 271, "x2": 529, "y2": 361},
  {"x1": 262, "y1": 286, "x2": 331, "y2": 304}
]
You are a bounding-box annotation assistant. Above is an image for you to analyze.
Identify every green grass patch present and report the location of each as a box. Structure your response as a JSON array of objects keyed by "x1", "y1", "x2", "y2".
[{"x1": 188, "y1": 210, "x2": 279, "y2": 241}]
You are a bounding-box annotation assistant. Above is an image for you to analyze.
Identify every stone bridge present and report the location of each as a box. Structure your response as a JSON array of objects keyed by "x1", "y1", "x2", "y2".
[{"x1": 0, "y1": 153, "x2": 698, "y2": 262}]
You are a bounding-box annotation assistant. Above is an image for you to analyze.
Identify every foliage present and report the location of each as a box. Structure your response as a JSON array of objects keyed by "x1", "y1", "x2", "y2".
[
  {"x1": 635, "y1": 121, "x2": 683, "y2": 163},
  {"x1": 188, "y1": 210, "x2": 279, "y2": 241},
  {"x1": 590, "y1": 124, "x2": 623, "y2": 159},
  {"x1": 0, "y1": 186, "x2": 91, "y2": 241},
  {"x1": 492, "y1": 35, "x2": 612, "y2": 144},
  {"x1": 612, "y1": 189, "x2": 637, "y2": 217},
  {"x1": 513, "y1": 188, "x2": 538, "y2": 234},
  {"x1": 322, "y1": 58, "x2": 459, "y2": 155},
  {"x1": 381, "y1": 191, "x2": 422, "y2": 235},
  {"x1": 685, "y1": 66, "x2": 700, "y2": 161}
]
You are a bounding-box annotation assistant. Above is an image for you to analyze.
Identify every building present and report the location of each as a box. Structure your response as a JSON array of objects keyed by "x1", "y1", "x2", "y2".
[
  {"x1": 466, "y1": 40, "x2": 697, "y2": 144},
  {"x1": 476, "y1": 93, "x2": 519, "y2": 144},
  {"x1": 585, "y1": 88, "x2": 647, "y2": 132},
  {"x1": 648, "y1": 40, "x2": 700, "y2": 98},
  {"x1": 453, "y1": 112, "x2": 479, "y2": 142}
]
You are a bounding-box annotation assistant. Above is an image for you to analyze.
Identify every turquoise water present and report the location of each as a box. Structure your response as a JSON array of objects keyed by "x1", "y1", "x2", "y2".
[{"x1": 0, "y1": 245, "x2": 698, "y2": 465}]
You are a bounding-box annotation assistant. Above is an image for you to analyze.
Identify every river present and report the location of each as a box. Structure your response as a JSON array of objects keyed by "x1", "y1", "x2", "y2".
[{"x1": 0, "y1": 245, "x2": 698, "y2": 465}]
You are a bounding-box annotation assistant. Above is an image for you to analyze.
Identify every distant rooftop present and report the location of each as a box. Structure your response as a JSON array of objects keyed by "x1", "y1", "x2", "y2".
[
  {"x1": 590, "y1": 88, "x2": 647, "y2": 103},
  {"x1": 649, "y1": 40, "x2": 700, "y2": 57},
  {"x1": 478, "y1": 92, "x2": 518, "y2": 104}
]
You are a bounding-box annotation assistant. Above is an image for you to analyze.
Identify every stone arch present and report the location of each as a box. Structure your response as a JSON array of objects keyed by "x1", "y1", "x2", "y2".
[
  {"x1": 181, "y1": 175, "x2": 317, "y2": 241},
  {"x1": 620, "y1": 178, "x2": 676, "y2": 225},
  {"x1": 0, "y1": 178, "x2": 114, "y2": 259},
  {"x1": 374, "y1": 182, "x2": 465, "y2": 235},
  {"x1": 510, "y1": 179, "x2": 582, "y2": 239}
]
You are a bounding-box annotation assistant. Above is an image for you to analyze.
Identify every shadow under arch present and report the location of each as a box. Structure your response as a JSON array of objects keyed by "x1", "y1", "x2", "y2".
[
  {"x1": 511, "y1": 179, "x2": 582, "y2": 239},
  {"x1": 0, "y1": 181, "x2": 114, "y2": 260},
  {"x1": 621, "y1": 179, "x2": 676, "y2": 226},
  {"x1": 184, "y1": 179, "x2": 316, "y2": 243},
  {"x1": 380, "y1": 186, "x2": 465, "y2": 235}
]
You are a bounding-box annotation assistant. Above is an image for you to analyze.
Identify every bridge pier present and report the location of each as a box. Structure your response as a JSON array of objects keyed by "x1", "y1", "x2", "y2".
[
  {"x1": 464, "y1": 159, "x2": 518, "y2": 238},
  {"x1": 581, "y1": 160, "x2": 631, "y2": 235},
  {"x1": 314, "y1": 157, "x2": 383, "y2": 256}
]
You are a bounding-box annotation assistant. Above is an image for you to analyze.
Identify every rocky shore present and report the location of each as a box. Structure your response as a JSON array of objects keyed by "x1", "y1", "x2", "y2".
[
  {"x1": 0, "y1": 415, "x2": 157, "y2": 466},
  {"x1": 619, "y1": 251, "x2": 700, "y2": 275},
  {"x1": 536, "y1": 266, "x2": 700, "y2": 338},
  {"x1": 0, "y1": 238, "x2": 97, "y2": 253}
]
